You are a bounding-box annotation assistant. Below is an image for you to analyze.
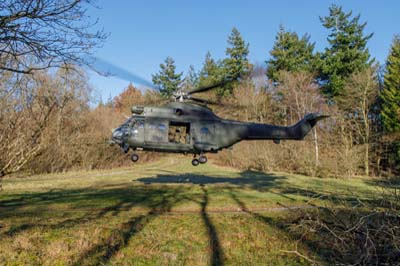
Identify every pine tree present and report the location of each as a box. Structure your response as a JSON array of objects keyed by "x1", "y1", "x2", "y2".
[
  {"x1": 224, "y1": 27, "x2": 250, "y2": 79},
  {"x1": 381, "y1": 35, "x2": 400, "y2": 133},
  {"x1": 199, "y1": 52, "x2": 222, "y2": 86},
  {"x1": 152, "y1": 57, "x2": 183, "y2": 97},
  {"x1": 266, "y1": 25, "x2": 316, "y2": 82},
  {"x1": 319, "y1": 5, "x2": 373, "y2": 98},
  {"x1": 181, "y1": 65, "x2": 199, "y2": 91},
  {"x1": 197, "y1": 52, "x2": 226, "y2": 98}
]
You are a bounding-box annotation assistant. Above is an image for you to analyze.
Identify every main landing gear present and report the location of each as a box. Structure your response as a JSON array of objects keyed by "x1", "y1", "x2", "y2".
[
  {"x1": 199, "y1": 155, "x2": 207, "y2": 164},
  {"x1": 131, "y1": 153, "x2": 139, "y2": 162},
  {"x1": 192, "y1": 154, "x2": 207, "y2": 166},
  {"x1": 192, "y1": 158, "x2": 199, "y2": 166}
]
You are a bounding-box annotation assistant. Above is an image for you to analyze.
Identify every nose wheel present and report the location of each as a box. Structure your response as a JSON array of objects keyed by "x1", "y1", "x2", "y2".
[
  {"x1": 131, "y1": 153, "x2": 139, "y2": 162},
  {"x1": 192, "y1": 159, "x2": 199, "y2": 166}
]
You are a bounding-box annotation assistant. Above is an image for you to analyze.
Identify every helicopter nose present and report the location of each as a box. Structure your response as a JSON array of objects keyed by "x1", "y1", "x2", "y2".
[{"x1": 111, "y1": 128, "x2": 123, "y2": 143}]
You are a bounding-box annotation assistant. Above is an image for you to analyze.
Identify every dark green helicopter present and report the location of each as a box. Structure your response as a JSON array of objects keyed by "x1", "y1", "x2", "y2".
[{"x1": 110, "y1": 80, "x2": 328, "y2": 166}]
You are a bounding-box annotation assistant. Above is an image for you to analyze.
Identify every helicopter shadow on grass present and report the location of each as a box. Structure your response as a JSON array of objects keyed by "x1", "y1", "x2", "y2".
[{"x1": 136, "y1": 170, "x2": 287, "y2": 191}]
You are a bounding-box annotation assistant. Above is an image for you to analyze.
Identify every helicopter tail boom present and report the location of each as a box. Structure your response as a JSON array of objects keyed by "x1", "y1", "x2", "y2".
[{"x1": 244, "y1": 113, "x2": 328, "y2": 141}]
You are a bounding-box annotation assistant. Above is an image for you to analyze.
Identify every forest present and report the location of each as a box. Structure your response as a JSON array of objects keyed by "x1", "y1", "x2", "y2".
[{"x1": 0, "y1": 1, "x2": 399, "y2": 265}]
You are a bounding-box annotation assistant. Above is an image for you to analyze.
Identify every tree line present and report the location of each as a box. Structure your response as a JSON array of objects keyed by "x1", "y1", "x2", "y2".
[{"x1": 150, "y1": 5, "x2": 399, "y2": 177}]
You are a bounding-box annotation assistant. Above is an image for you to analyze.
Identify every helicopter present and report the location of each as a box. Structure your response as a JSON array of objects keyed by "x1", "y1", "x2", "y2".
[{"x1": 109, "y1": 79, "x2": 328, "y2": 166}]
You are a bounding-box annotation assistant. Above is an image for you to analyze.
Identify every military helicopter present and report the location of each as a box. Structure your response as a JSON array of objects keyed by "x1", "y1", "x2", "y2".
[{"x1": 110, "y1": 79, "x2": 328, "y2": 166}]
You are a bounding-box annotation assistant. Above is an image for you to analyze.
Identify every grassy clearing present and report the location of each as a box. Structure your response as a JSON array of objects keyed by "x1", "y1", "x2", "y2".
[{"x1": 0, "y1": 156, "x2": 386, "y2": 265}]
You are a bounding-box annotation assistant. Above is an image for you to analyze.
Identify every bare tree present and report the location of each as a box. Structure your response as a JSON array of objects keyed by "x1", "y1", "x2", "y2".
[
  {"x1": 0, "y1": 0, "x2": 107, "y2": 74},
  {"x1": 0, "y1": 70, "x2": 63, "y2": 176},
  {"x1": 339, "y1": 68, "x2": 379, "y2": 176},
  {"x1": 277, "y1": 71, "x2": 326, "y2": 167}
]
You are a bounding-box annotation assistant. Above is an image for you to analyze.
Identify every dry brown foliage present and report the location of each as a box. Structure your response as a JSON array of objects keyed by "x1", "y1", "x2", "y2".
[
  {"x1": 0, "y1": 68, "x2": 157, "y2": 177},
  {"x1": 284, "y1": 187, "x2": 400, "y2": 265},
  {"x1": 212, "y1": 70, "x2": 384, "y2": 178}
]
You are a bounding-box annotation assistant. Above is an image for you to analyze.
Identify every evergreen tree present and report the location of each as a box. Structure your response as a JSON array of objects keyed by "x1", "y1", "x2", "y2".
[
  {"x1": 266, "y1": 25, "x2": 316, "y2": 82},
  {"x1": 152, "y1": 57, "x2": 183, "y2": 97},
  {"x1": 381, "y1": 35, "x2": 400, "y2": 133},
  {"x1": 198, "y1": 52, "x2": 226, "y2": 98},
  {"x1": 183, "y1": 65, "x2": 199, "y2": 90},
  {"x1": 199, "y1": 52, "x2": 222, "y2": 86},
  {"x1": 319, "y1": 5, "x2": 373, "y2": 98},
  {"x1": 224, "y1": 27, "x2": 251, "y2": 79}
]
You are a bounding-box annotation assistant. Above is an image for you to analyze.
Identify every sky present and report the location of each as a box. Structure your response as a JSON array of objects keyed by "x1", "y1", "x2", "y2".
[{"x1": 87, "y1": 0, "x2": 400, "y2": 102}]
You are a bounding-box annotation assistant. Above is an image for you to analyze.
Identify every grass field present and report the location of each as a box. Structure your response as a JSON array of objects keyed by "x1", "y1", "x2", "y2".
[{"x1": 0, "y1": 156, "x2": 384, "y2": 266}]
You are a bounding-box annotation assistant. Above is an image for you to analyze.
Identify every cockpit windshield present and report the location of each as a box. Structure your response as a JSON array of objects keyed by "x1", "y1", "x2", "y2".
[
  {"x1": 121, "y1": 117, "x2": 144, "y2": 129},
  {"x1": 122, "y1": 117, "x2": 135, "y2": 127}
]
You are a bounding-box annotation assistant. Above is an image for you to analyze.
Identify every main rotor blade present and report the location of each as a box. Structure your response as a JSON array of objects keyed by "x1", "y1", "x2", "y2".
[
  {"x1": 90, "y1": 57, "x2": 156, "y2": 89},
  {"x1": 189, "y1": 96, "x2": 219, "y2": 105},
  {"x1": 187, "y1": 77, "x2": 236, "y2": 95}
]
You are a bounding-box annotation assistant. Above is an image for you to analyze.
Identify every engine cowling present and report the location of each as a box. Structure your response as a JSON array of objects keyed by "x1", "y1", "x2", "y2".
[{"x1": 131, "y1": 106, "x2": 144, "y2": 114}]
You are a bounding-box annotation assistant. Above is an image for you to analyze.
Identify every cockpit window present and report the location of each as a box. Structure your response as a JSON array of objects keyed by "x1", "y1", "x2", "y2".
[
  {"x1": 121, "y1": 117, "x2": 134, "y2": 127},
  {"x1": 138, "y1": 120, "x2": 144, "y2": 128}
]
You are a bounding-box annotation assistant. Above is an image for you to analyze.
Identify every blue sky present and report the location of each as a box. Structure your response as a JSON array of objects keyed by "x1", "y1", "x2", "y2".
[{"x1": 87, "y1": 0, "x2": 400, "y2": 102}]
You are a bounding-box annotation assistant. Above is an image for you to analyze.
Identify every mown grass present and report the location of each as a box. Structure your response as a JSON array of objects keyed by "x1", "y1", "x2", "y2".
[{"x1": 0, "y1": 156, "x2": 386, "y2": 265}]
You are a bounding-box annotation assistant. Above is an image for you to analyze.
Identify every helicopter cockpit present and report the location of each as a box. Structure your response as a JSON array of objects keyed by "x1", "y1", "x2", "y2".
[{"x1": 111, "y1": 117, "x2": 143, "y2": 145}]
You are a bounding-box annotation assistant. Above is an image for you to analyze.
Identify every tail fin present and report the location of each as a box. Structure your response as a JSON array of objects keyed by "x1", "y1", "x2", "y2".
[{"x1": 289, "y1": 113, "x2": 329, "y2": 140}]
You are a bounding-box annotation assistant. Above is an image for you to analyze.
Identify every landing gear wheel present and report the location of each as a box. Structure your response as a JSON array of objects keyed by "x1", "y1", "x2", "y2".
[
  {"x1": 192, "y1": 159, "x2": 199, "y2": 166},
  {"x1": 131, "y1": 153, "x2": 139, "y2": 162},
  {"x1": 199, "y1": 156, "x2": 207, "y2": 164}
]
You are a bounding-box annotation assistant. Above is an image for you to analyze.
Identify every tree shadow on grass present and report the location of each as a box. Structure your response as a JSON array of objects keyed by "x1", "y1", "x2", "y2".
[
  {"x1": 226, "y1": 187, "x2": 321, "y2": 264},
  {"x1": 0, "y1": 185, "x2": 169, "y2": 235},
  {"x1": 363, "y1": 177, "x2": 400, "y2": 189},
  {"x1": 72, "y1": 186, "x2": 187, "y2": 266},
  {"x1": 0, "y1": 184, "x2": 191, "y2": 265},
  {"x1": 0, "y1": 187, "x2": 141, "y2": 236},
  {"x1": 199, "y1": 185, "x2": 224, "y2": 266},
  {"x1": 228, "y1": 184, "x2": 400, "y2": 265},
  {"x1": 277, "y1": 185, "x2": 400, "y2": 210}
]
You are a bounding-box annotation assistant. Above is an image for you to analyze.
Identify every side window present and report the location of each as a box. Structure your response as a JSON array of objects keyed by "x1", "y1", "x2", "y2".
[
  {"x1": 131, "y1": 119, "x2": 144, "y2": 136},
  {"x1": 200, "y1": 127, "x2": 209, "y2": 134},
  {"x1": 158, "y1": 124, "x2": 166, "y2": 131},
  {"x1": 135, "y1": 119, "x2": 144, "y2": 128},
  {"x1": 147, "y1": 122, "x2": 167, "y2": 142}
]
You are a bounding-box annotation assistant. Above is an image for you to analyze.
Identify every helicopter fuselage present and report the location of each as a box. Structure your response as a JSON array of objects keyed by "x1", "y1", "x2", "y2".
[{"x1": 111, "y1": 102, "x2": 326, "y2": 157}]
